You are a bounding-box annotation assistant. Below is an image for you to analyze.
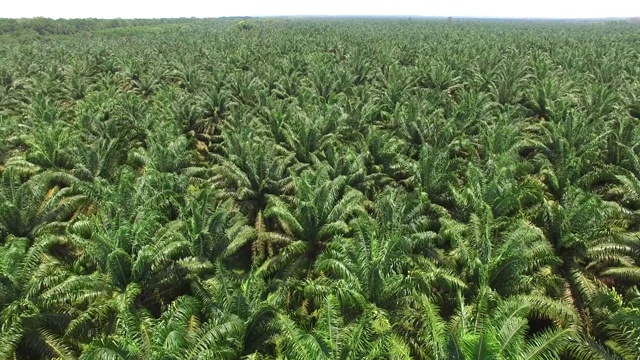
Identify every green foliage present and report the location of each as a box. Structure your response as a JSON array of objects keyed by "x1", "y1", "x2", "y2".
[{"x1": 0, "y1": 17, "x2": 639, "y2": 359}]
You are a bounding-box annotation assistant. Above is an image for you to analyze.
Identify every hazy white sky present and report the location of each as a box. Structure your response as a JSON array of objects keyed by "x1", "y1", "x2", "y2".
[{"x1": 2, "y1": 0, "x2": 639, "y2": 19}]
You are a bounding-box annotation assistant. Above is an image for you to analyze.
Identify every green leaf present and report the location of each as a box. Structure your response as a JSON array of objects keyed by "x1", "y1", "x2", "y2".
[{"x1": 107, "y1": 249, "x2": 132, "y2": 289}]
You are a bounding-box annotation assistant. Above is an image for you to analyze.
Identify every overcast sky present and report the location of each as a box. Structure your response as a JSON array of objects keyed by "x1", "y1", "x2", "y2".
[{"x1": 2, "y1": 0, "x2": 639, "y2": 19}]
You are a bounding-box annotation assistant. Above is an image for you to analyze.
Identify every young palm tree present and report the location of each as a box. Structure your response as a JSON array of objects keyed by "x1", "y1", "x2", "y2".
[
  {"x1": 78, "y1": 295, "x2": 246, "y2": 360},
  {"x1": 209, "y1": 127, "x2": 296, "y2": 221},
  {"x1": 256, "y1": 167, "x2": 366, "y2": 278},
  {"x1": 317, "y1": 188, "x2": 462, "y2": 308},
  {"x1": 182, "y1": 189, "x2": 255, "y2": 269},
  {"x1": 271, "y1": 294, "x2": 411, "y2": 360},
  {"x1": 537, "y1": 187, "x2": 639, "y2": 337},
  {"x1": 0, "y1": 236, "x2": 77, "y2": 359},
  {"x1": 440, "y1": 206, "x2": 559, "y2": 300},
  {"x1": 0, "y1": 169, "x2": 87, "y2": 243}
]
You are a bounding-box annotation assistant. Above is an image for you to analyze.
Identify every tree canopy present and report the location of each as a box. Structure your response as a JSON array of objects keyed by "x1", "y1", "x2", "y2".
[{"x1": 1, "y1": 17, "x2": 640, "y2": 359}]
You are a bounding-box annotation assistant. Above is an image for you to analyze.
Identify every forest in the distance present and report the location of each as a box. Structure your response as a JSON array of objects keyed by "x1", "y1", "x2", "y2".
[{"x1": 0, "y1": 17, "x2": 640, "y2": 359}]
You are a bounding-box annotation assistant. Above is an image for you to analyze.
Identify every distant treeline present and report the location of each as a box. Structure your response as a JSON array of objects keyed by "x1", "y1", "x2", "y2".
[{"x1": 0, "y1": 17, "x2": 251, "y2": 36}]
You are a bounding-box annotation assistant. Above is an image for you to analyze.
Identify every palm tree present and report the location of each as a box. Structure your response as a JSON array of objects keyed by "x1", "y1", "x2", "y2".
[
  {"x1": 320, "y1": 142, "x2": 383, "y2": 197},
  {"x1": 48, "y1": 168, "x2": 208, "y2": 338},
  {"x1": 306, "y1": 59, "x2": 339, "y2": 103},
  {"x1": 317, "y1": 188, "x2": 462, "y2": 309},
  {"x1": 402, "y1": 144, "x2": 457, "y2": 207},
  {"x1": 440, "y1": 206, "x2": 559, "y2": 300},
  {"x1": 360, "y1": 127, "x2": 408, "y2": 188},
  {"x1": 209, "y1": 127, "x2": 296, "y2": 222},
  {"x1": 0, "y1": 235, "x2": 77, "y2": 359},
  {"x1": 415, "y1": 56, "x2": 463, "y2": 94},
  {"x1": 256, "y1": 167, "x2": 366, "y2": 278},
  {"x1": 23, "y1": 123, "x2": 76, "y2": 171},
  {"x1": 527, "y1": 108, "x2": 607, "y2": 200},
  {"x1": 272, "y1": 294, "x2": 412, "y2": 360},
  {"x1": 537, "y1": 188, "x2": 638, "y2": 333},
  {"x1": 182, "y1": 189, "x2": 255, "y2": 270},
  {"x1": 0, "y1": 66, "x2": 31, "y2": 113},
  {"x1": 71, "y1": 137, "x2": 130, "y2": 183},
  {"x1": 78, "y1": 295, "x2": 246, "y2": 360},
  {"x1": 605, "y1": 116, "x2": 640, "y2": 176},
  {"x1": 484, "y1": 48, "x2": 531, "y2": 106},
  {"x1": 76, "y1": 210, "x2": 203, "y2": 311},
  {"x1": 568, "y1": 287, "x2": 640, "y2": 360},
  {"x1": 0, "y1": 169, "x2": 87, "y2": 243},
  {"x1": 396, "y1": 291, "x2": 576, "y2": 360}
]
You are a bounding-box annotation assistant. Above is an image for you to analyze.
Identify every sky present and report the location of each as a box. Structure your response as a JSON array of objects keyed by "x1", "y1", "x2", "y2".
[{"x1": 1, "y1": 0, "x2": 639, "y2": 19}]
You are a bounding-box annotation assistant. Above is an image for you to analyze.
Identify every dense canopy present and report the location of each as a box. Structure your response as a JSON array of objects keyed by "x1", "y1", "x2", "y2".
[{"x1": 1, "y1": 18, "x2": 640, "y2": 359}]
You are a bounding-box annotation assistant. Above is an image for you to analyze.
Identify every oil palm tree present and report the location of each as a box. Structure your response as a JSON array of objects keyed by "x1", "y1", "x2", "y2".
[
  {"x1": 209, "y1": 127, "x2": 296, "y2": 222},
  {"x1": 272, "y1": 294, "x2": 412, "y2": 360},
  {"x1": 0, "y1": 169, "x2": 88, "y2": 243},
  {"x1": 440, "y1": 205, "x2": 560, "y2": 300},
  {"x1": 537, "y1": 187, "x2": 638, "y2": 333},
  {"x1": 78, "y1": 295, "x2": 246, "y2": 360},
  {"x1": 395, "y1": 287, "x2": 578, "y2": 360},
  {"x1": 317, "y1": 188, "x2": 462, "y2": 309},
  {"x1": 0, "y1": 235, "x2": 77, "y2": 359},
  {"x1": 256, "y1": 167, "x2": 366, "y2": 278}
]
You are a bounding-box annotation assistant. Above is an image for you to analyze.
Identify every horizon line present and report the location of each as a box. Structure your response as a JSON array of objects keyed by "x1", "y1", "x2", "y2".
[{"x1": 2, "y1": 15, "x2": 639, "y2": 21}]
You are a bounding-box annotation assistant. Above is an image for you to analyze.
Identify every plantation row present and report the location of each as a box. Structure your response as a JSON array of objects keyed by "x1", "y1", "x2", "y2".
[{"x1": 0, "y1": 18, "x2": 640, "y2": 359}]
